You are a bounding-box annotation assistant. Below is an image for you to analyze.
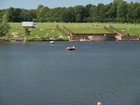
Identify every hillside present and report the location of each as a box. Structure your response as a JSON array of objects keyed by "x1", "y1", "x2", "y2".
[{"x1": 1, "y1": 22, "x2": 140, "y2": 41}]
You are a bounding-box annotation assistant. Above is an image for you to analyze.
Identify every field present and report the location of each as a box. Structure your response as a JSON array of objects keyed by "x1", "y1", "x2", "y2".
[
  {"x1": 4, "y1": 22, "x2": 140, "y2": 41},
  {"x1": 58, "y1": 23, "x2": 111, "y2": 34},
  {"x1": 58, "y1": 23, "x2": 140, "y2": 35},
  {"x1": 108, "y1": 23, "x2": 140, "y2": 36},
  {"x1": 8, "y1": 22, "x2": 68, "y2": 41}
]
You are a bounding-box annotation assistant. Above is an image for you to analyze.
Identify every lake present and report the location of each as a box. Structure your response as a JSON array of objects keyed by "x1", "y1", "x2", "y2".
[{"x1": 0, "y1": 41, "x2": 140, "y2": 105}]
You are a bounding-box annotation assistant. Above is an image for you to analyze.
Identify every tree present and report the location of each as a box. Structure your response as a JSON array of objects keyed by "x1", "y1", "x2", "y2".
[
  {"x1": 1, "y1": 1, "x2": 140, "y2": 23},
  {"x1": 6, "y1": 7, "x2": 22, "y2": 22},
  {"x1": 61, "y1": 7, "x2": 75, "y2": 22},
  {"x1": 96, "y1": 3, "x2": 106, "y2": 22},
  {"x1": 36, "y1": 5, "x2": 44, "y2": 22},
  {"x1": 107, "y1": 2, "x2": 117, "y2": 22},
  {"x1": 84, "y1": 4, "x2": 92, "y2": 22},
  {"x1": 24, "y1": 27, "x2": 31, "y2": 35},
  {"x1": 117, "y1": 0, "x2": 128, "y2": 22},
  {"x1": 74, "y1": 5, "x2": 85, "y2": 22},
  {"x1": 0, "y1": 14, "x2": 10, "y2": 37},
  {"x1": 41, "y1": 7, "x2": 49, "y2": 22},
  {"x1": 132, "y1": 3, "x2": 140, "y2": 23},
  {"x1": 126, "y1": 2, "x2": 134, "y2": 22},
  {"x1": 0, "y1": 9, "x2": 6, "y2": 20},
  {"x1": 6, "y1": 7, "x2": 15, "y2": 22},
  {"x1": 61, "y1": 9, "x2": 71, "y2": 22},
  {"x1": 89, "y1": 5, "x2": 96, "y2": 22}
]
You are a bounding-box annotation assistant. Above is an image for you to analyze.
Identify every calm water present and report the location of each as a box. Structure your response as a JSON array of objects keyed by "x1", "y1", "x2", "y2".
[{"x1": 0, "y1": 41, "x2": 140, "y2": 105}]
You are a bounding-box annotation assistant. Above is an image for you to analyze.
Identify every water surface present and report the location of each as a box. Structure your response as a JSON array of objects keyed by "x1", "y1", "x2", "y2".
[{"x1": 0, "y1": 41, "x2": 140, "y2": 105}]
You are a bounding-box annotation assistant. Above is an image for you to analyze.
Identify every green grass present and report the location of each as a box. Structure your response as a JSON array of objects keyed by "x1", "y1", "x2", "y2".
[
  {"x1": 8, "y1": 22, "x2": 68, "y2": 40},
  {"x1": 57, "y1": 23, "x2": 111, "y2": 34},
  {"x1": 57, "y1": 23, "x2": 140, "y2": 35},
  {"x1": 4, "y1": 22, "x2": 140, "y2": 41},
  {"x1": 106, "y1": 23, "x2": 140, "y2": 36}
]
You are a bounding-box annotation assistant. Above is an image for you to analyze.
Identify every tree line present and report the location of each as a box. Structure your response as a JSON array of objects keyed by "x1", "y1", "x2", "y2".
[{"x1": 0, "y1": 0, "x2": 140, "y2": 23}]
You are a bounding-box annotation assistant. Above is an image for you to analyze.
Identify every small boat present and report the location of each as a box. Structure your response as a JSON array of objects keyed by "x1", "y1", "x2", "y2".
[
  {"x1": 66, "y1": 46, "x2": 76, "y2": 50},
  {"x1": 50, "y1": 41, "x2": 54, "y2": 44}
]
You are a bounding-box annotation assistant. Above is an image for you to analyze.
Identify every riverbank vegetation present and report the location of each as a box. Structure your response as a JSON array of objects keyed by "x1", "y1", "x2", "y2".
[
  {"x1": 6, "y1": 23, "x2": 68, "y2": 41},
  {"x1": 0, "y1": 14, "x2": 10, "y2": 37}
]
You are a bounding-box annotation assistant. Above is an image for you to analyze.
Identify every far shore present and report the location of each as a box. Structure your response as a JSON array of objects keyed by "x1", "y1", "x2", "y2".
[{"x1": 1, "y1": 22, "x2": 140, "y2": 42}]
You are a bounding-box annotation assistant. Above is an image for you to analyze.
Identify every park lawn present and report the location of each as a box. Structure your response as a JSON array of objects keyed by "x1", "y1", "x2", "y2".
[
  {"x1": 8, "y1": 22, "x2": 68, "y2": 40},
  {"x1": 125, "y1": 28, "x2": 140, "y2": 36},
  {"x1": 110, "y1": 23, "x2": 140, "y2": 36},
  {"x1": 5, "y1": 22, "x2": 140, "y2": 40},
  {"x1": 57, "y1": 22, "x2": 112, "y2": 34},
  {"x1": 61, "y1": 22, "x2": 140, "y2": 36},
  {"x1": 68, "y1": 27, "x2": 111, "y2": 34},
  {"x1": 30, "y1": 23, "x2": 68, "y2": 40},
  {"x1": 8, "y1": 22, "x2": 24, "y2": 37}
]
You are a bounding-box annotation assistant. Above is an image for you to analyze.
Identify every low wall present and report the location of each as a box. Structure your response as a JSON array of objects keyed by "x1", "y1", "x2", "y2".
[
  {"x1": 0, "y1": 38, "x2": 25, "y2": 42},
  {"x1": 121, "y1": 36, "x2": 139, "y2": 40},
  {"x1": 69, "y1": 35, "x2": 116, "y2": 41},
  {"x1": 116, "y1": 35, "x2": 139, "y2": 41},
  {"x1": 89, "y1": 36, "x2": 106, "y2": 41},
  {"x1": 69, "y1": 35, "x2": 89, "y2": 41},
  {"x1": 0, "y1": 38, "x2": 10, "y2": 42}
]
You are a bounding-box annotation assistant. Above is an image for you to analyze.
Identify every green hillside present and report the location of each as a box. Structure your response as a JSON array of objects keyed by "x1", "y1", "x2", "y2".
[{"x1": 2, "y1": 22, "x2": 140, "y2": 41}]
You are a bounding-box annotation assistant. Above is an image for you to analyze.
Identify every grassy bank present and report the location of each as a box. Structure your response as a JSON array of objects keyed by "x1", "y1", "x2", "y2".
[
  {"x1": 2, "y1": 22, "x2": 140, "y2": 41},
  {"x1": 108, "y1": 23, "x2": 140, "y2": 36},
  {"x1": 57, "y1": 23, "x2": 140, "y2": 36},
  {"x1": 7, "y1": 22, "x2": 68, "y2": 41}
]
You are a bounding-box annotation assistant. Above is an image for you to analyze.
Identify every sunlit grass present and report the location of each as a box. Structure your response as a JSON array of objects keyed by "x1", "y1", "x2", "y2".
[
  {"x1": 107, "y1": 23, "x2": 140, "y2": 36},
  {"x1": 7, "y1": 22, "x2": 140, "y2": 40},
  {"x1": 8, "y1": 22, "x2": 67, "y2": 40}
]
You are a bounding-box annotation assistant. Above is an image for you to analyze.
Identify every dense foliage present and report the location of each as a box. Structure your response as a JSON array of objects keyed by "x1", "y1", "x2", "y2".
[
  {"x1": 0, "y1": 0, "x2": 140, "y2": 23},
  {"x1": 0, "y1": 14, "x2": 10, "y2": 37}
]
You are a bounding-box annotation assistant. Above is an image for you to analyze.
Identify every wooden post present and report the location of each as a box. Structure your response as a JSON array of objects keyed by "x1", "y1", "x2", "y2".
[{"x1": 97, "y1": 102, "x2": 103, "y2": 105}]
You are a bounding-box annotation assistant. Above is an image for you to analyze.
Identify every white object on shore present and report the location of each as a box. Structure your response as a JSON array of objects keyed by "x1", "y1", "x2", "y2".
[{"x1": 50, "y1": 41, "x2": 54, "y2": 44}]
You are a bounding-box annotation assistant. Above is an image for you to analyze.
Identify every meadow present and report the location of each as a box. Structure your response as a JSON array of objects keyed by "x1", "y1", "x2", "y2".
[
  {"x1": 109, "y1": 23, "x2": 140, "y2": 36},
  {"x1": 8, "y1": 22, "x2": 68, "y2": 41},
  {"x1": 58, "y1": 23, "x2": 140, "y2": 35},
  {"x1": 6, "y1": 22, "x2": 140, "y2": 41}
]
